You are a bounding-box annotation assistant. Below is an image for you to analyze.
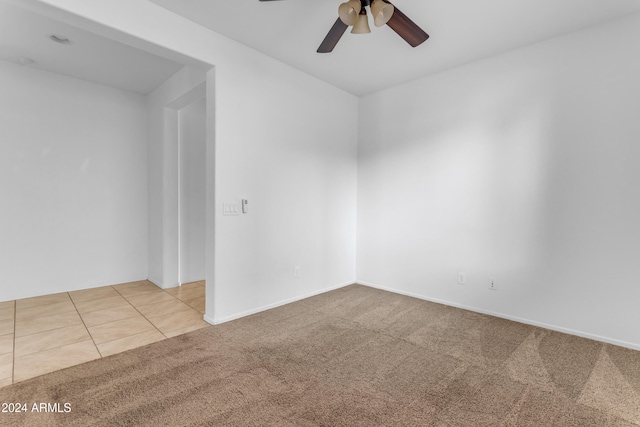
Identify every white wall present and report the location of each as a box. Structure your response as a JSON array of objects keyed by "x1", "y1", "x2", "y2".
[
  {"x1": 212, "y1": 52, "x2": 358, "y2": 322},
  {"x1": 8, "y1": 0, "x2": 636, "y2": 349},
  {"x1": 357, "y1": 13, "x2": 640, "y2": 349},
  {"x1": 34, "y1": 0, "x2": 359, "y2": 322},
  {"x1": 0, "y1": 60, "x2": 148, "y2": 301},
  {"x1": 179, "y1": 96, "x2": 206, "y2": 284}
]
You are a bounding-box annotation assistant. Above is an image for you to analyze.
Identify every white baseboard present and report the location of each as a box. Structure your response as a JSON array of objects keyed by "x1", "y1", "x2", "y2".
[
  {"x1": 357, "y1": 280, "x2": 640, "y2": 351},
  {"x1": 205, "y1": 281, "x2": 354, "y2": 326},
  {"x1": 147, "y1": 277, "x2": 180, "y2": 290},
  {"x1": 147, "y1": 276, "x2": 162, "y2": 288},
  {"x1": 203, "y1": 313, "x2": 215, "y2": 325},
  {"x1": 180, "y1": 277, "x2": 205, "y2": 285}
]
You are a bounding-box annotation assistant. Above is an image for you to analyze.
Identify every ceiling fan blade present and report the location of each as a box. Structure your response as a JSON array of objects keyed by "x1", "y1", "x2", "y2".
[
  {"x1": 386, "y1": 6, "x2": 429, "y2": 47},
  {"x1": 317, "y1": 18, "x2": 349, "y2": 53}
]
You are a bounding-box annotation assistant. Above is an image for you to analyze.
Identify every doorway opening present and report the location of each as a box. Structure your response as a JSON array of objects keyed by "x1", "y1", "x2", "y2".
[{"x1": 178, "y1": 95, "x2": 206, "y2": 285}]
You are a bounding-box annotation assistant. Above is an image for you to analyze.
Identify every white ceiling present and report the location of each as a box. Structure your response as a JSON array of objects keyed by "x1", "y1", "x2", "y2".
[
  {"x1": 149, "y1": 0, "x2": 640, "y2": 96},
  {"x1": 0, "y1": 1, "x2": 184, "y2": 94},
  {"x1": 3, "y1": 1, "x2": 640, "y2": 96}
]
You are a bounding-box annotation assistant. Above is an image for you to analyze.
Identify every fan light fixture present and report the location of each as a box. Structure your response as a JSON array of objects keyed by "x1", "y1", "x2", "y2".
[
  {"x1": 339, "y1": 0, "x2": 394, "y2": 33},
  {"x1": 338, "y1": 0, "x2": 361, "y2": 26},
  {"x1": 351, "y1": 9, "x2": 371, "y2": 34},
  {"x1": 259, "y1": 0, "x2": 430, "y2": 53},
  {"x1": 370, "y1": 0, "x2": 395, "y2": 27}
]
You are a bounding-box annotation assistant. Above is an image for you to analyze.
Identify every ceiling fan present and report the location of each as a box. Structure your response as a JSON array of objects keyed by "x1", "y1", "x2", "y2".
[{"x1": 259, "y1": 0, "x2": 429, "y2": 53}]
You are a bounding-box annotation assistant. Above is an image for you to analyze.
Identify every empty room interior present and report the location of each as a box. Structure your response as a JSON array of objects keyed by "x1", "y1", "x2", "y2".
[{"x1": 1, "y1": 0, "x2": 640, "y2": 424}]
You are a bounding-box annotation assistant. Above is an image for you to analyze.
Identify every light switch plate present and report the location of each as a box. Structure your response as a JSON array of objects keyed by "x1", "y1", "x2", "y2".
[{"x1": 223, "y1": 202, "x2": 240, "y2": 216}]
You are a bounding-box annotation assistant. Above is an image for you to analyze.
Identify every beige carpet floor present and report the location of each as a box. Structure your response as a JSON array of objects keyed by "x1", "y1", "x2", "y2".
[{"x1": 0, "y1": 284, "x2": 639, "y2": 426}]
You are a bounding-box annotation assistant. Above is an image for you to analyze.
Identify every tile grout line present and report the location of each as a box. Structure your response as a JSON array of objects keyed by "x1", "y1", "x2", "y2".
[
  {"x1": 148, "y1": 286, "x2": 207, "y2": 334},
  {"x1": 142, "y1": 287, "x2": 205, "y2": 334},
  {"x1": 3, "y1": 282, "x2": 206, "y2": 389},
  {"x1": 67, "y1": 290, "x2": 104, "y2": 359},
  {"x1": 13, "y1": 320, "x2": 91, "y2": 340},
  {"x1": 91, "y1": 330, "x2": 164, "y2": 354},
  {"x1": 82, "y1": 285, "x2": 163, "y2": 355},
  {"x1": 12, "y1": 291, "x2": 101, "y2": 385},
  {"x1": 137, "y1": 287, "x2": 206, "y2": 338},
  {"x1": 166, "y1": 283, "x2": 206, "y2": 313},
  {"x1": 112, "y1": 286, "x2": 170, "y2": 340},
  {"x1": 182, "y1": 297, "x2": 206, "y2": 314}
]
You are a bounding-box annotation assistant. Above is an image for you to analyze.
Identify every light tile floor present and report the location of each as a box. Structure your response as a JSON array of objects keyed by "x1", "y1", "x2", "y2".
[{"x1": 0, "y1": 280, "x2": 207, "y2": 388}]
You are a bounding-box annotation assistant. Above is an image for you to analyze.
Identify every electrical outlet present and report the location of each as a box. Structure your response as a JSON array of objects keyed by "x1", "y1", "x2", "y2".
[
  {"x1": 488, "y1": 278, "x2": 497, "y2": 290},
  {"x1": 457, "y1": 272, "x2": 466, "y2": 285}
]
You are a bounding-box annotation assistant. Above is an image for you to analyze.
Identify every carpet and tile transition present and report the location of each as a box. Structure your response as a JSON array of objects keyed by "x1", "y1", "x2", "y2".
[{"x1": 1, "y1": 285, "x2": 639, "y2": 426}]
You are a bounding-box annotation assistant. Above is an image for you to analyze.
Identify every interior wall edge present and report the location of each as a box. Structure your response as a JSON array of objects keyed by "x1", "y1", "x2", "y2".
[
  {"x1": 0, "y1": 278, "x2": 155, "y2": 304},
  {"x1": 358, "y1": 280, "x2": 640, "y2": 352},
  {"x1": 146, "y1": 276, "x2": 163, "y2": 289}
]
